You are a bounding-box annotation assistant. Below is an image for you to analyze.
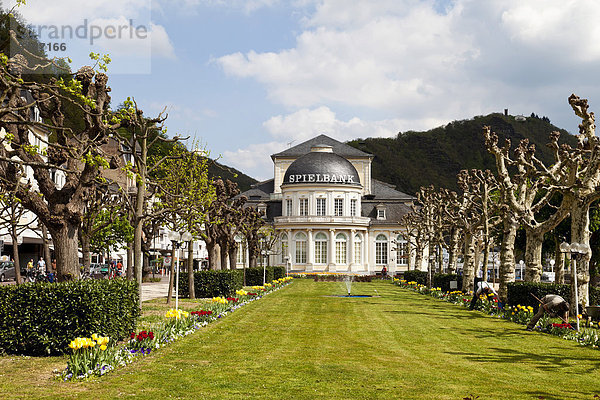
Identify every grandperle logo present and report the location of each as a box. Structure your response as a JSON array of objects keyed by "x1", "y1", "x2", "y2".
[{"x1": 24, "y1": 19, "x2": 148, "y2": 49}]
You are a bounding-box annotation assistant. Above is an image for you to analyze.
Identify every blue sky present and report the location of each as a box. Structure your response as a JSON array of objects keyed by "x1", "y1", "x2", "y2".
[{"x1": 8, "y1": 0, "x2": 600, "y2": 180}]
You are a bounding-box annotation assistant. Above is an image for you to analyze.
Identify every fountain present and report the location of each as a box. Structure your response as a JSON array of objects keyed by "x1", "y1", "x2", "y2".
[{"x1": 344, "y1": 275, "x2": 353, "y2": 296}]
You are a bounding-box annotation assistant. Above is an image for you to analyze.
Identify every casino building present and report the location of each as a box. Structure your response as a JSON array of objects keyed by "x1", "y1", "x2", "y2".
[{"x1": 239, "y1": 134, "x2": 420, "y2": 275}]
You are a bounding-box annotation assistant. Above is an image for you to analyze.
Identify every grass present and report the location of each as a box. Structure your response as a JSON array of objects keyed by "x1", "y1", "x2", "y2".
[{"x1": 1, "y1": 279, "x2": 600, "y2": 399}]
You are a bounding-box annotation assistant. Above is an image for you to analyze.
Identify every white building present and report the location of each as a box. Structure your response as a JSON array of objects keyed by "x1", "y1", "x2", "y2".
[{"x1": 239, "y1": 135, "x2": 418, "y2": 275}]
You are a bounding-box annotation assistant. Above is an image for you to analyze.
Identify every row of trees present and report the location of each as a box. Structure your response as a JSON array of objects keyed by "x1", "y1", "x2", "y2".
[
  {"x1": 0, "y1": 8, "x2": 268, "y2": 307},
  {"x1": 403, "y1": 95, "x2": 600, "y2": 309}
]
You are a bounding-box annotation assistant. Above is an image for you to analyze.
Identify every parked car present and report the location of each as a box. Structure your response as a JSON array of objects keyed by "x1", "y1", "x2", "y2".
[
  {"x1": 90, "y1": 263, "x2": 108, "y2": 275},
  {"x1": 0, "y1": 261, "x2": 15, "y2": 282}
]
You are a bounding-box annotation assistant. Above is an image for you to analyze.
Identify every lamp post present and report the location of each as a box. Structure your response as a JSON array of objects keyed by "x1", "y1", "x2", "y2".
[
  {"x1": 518, "y1": 260, "x2": 524, "y2": 281},
  {"x1": 550, "y1": 259, "x2": 555, "y2": 278},
  {"x1": 428, "y1": 253, "x2": 435, "y2": 288},
  {"x1": 559, "y1": 242, "x2": 590, "y2": 331},
  {"x1": 168, "y1": 230, "x2": 192, "y2": 310}
]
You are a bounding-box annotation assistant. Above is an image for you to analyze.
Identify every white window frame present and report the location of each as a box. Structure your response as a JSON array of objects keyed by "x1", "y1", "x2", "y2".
[
  {"x1": 334, "y1": 198, "x2": 343, "y2": 216},
  {"x1": 314, "y1": 232, "x2": 328, "y2": 264},
  {"x1": 316, "y1": 198, "x2": 326, "y2": 216},
  {"x1": 299, "y1": 198, "x2": 308, "y2": 216},
  {"x1": 335, "y1": 233, "x2": 347, "y2": 264},
  {"x1": 375, "y1": 234, "x2": 388, "y2": 265},
  {"x1": 397, "y1": 234, "x2": 408, "y2": 265},
  {"x1": 350, "y1": 199, "x2": 357, "y2": 216},
  {"x1": 286, "y1": 199, "x2": 293, "y2": 216},
  {"x1": 354, "y1": 233, "x2": 362, "y2": 264},
  {"x1": 295, "y1": 232, "x2": 307, "y2": 264}
]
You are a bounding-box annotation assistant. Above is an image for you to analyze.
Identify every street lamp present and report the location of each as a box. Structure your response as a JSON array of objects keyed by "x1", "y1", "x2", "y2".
[
  {"x1": 560, "y1": 242, "x2": 591, "y2": 331},
  {"x1": 168, "y1": 230, "x2": 192, "y2": 310},
  {"x1": 550, "y1": 259, "x2": 555, "y2": 274},
  {"x1": 518, "y1": 260, "x2": 524, "y2": 280}
]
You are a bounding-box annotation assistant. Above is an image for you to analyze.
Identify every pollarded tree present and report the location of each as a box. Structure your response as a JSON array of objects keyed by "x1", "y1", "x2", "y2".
[
  {"x1": 0, "y1": 37, "x2": 130, "y2": 280},
  {"x1": 484, "y1": 127, "x2": 571, "y2": 283}
]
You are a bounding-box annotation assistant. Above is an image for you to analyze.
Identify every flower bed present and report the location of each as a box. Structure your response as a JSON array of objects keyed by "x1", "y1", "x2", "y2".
[
  {"x1": 60, "y1": 277, "x2": 293, "y2": 380},
  {"x1": 392, "y1": 278, "x2": 600, "y2": 350}
]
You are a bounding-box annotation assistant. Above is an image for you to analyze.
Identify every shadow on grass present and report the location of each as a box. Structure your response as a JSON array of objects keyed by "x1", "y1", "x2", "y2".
[
  {"x1": 522, "y1": 389, "x2": 599, "y2": 400},
  {"x1": 445, "y1": 346, "x2": 600, "y2": 373},
  {"x1": 384, "y1": 309, "x2": 481, "y2": 320}
]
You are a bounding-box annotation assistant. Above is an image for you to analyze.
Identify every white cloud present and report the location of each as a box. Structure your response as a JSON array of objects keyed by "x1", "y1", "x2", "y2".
[
  {"x1": 263, "y1": 106, "x2": 405, "y2": 142},
  {"x1": 222, "y1": 141, "x2": 286, "y2": 180},
  {"x1": 172, "y1": 0, "x2": 279, "y2": 13},
  {"x1": 216, "y1": 0, "x2": 600, "y2": 135}
]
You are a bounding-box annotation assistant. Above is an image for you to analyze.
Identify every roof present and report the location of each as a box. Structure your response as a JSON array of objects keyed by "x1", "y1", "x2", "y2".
[
  {"x1": 271, "y1": 134, "x2": 372, "y2": 159},
  {"x1": 361, "y1": 201, "x2": 413, "y2": 225},
  {"x1": 369, "y1": 179, "x2": 415, "y2": 200},
  {"x1": 282, "y1": 151, "x2": 361, "y2": 187},
  {"x1": 238, "y1": 179, "x2": 274, "y2": 201}
]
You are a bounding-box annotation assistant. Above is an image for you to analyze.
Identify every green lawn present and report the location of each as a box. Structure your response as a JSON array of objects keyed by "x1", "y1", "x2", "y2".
[{"x1": 2, "y1": 279, "x2": 600, "y2": 399}]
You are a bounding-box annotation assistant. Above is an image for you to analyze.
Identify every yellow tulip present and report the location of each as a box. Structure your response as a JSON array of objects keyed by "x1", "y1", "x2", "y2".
[{"x1": 100, "y1": 344, "x2": 107, "y2": 351}]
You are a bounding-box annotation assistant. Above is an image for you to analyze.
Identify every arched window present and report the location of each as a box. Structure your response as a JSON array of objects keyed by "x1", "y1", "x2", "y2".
[
  {"x1": 397, "y1": 234, "x2": 408, "y2": 265},
  {"x1": 235, "y1": 235, "x2": 246, "y2": 265},
  {"x1": 314, "y1": 233, "x2": 328, "y2": 264},
  {"x1": 375, "y1": 234, "x2": 388, "y2": 265},
  {"x1": 295, "y1": 232, "x2": 307, "y2": 264},
  {"x1": 335, "y1": 233, "x2": 347, "y2": 264},
  {"x1": 354, "y1": 233, "x2": 362, "y2": 264},
  {"x1": 281, "y1": 234, "x2": 288, "y2": 263}
]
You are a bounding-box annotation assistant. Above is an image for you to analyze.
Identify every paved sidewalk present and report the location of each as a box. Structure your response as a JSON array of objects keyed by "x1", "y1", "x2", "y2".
[{"x1": 141, "y1": 276, "x2": 174, "y2": 302}]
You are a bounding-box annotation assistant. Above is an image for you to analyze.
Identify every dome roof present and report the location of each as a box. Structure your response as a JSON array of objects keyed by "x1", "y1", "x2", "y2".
[{"x1": 282, "y1": 146, "x2": 361, "y2": 187}]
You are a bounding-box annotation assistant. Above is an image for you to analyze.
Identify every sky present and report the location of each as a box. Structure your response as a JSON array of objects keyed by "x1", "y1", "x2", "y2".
[{"x1": 6, "y1": 0, "x2": 600, "y2": 181}]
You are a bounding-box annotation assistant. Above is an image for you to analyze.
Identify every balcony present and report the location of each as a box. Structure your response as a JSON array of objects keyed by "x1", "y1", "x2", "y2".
[{"x1": 274, "y1": 215, "x2": 370, "y2": 226}]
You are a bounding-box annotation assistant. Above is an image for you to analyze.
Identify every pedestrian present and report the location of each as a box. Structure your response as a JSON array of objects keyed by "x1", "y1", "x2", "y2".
[
  {"x1": 37, "y1": 258, "x2": 46, "y2": 273},
  {"x1": 381, "y1": 266, "x2": 387, "y2": 279},
  {"x1": 526, "y1": 294, "x2": 570, "y2": 331},
  {"x1": 469, "y1": 280, "x2": 498, "y2": 310},
  {"x1": 116, "y1": 261, "x2": 123, "y2": 276}
]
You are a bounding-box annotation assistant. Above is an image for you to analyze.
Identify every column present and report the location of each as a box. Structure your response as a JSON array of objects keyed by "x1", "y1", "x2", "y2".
[
  {"x1": 307, "y1": 229, "x2": 314, "y2": 266},
  {"x1": 349, "y1": 229, "x2": 355, "y2": 271},
  {"x1": 329, "y1": 228, "x2": 336, "y2": 271},
  {"x1": 286, "y1": 229, "x2": 292, "y2": 270},
  {"x1": 364, "y1": 230, "x2": 370, "y2": 273}
]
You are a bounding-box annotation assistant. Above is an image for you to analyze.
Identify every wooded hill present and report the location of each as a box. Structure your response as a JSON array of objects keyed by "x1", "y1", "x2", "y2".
[{"x1": 347, "y1": 113, "x2": 578, "y2": 195}]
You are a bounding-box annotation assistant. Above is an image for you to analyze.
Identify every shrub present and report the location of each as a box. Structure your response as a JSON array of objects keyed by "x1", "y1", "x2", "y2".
[
  {"x1": 272, "y1": 266, "x2": 286, "y2": 280},
  {"x1": 402, "y1": 270, "x2": 428, "y2": 285},
  {"x1": 243, "y1": 266, "x2": 275, "y2": 286},
  {"x1": 506, "y1": 282, "x2": 570, "y2": 308},
  {"x1": 433, "y1": 273, "x2": 463, "y2": 293},
  {"x1": 0, "y1": 278, "x2": 139, "y2": 356},
  {"x1": 179, "y1": 270, "x2": 243, "y2": 298}
]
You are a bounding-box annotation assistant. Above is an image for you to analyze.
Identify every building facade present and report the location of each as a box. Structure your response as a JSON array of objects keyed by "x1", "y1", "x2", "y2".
[{"x1": 240, "y1": 135, "x2": 419, "y2": 275}]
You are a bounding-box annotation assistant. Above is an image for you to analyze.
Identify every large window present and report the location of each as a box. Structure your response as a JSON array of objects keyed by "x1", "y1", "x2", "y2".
[
  {"x1": 350, "y1": 199, "x2": 357, "y2": 216},
  {"x1": 236, "y1": 236, "x2": 246, "y2": 265},
  {"x1": 335, "y1": 233, "x2": 347, "y2": 264},
  {"x1": 334, "y1": 198, "x2": 343, "y2": 216},
  {"x1": 281, "y1": 234, "x2": 288, "y2": 263},
  {"x1": 316, "y1": 198, "x2": 326, "y2": 216},
  {"x1": 314, "y1": 232, "x2": 328, "y2": 264},
  {"x1": 354, "y1": 233, "x2": 362, "y2": 264},
  {"x1": 286, "y1": 199, "x2": 292, "y2": 216},
  {"x1": 375, "y1": 234, "x2": 388, "y2": 265},
  {"x1": 295, "y1": 232, "x2": 307, "y2": 264},
  {"x1": 299, "y1": 198, "x2": 308, "y2": 216},
  {"x1": 397, "y1": 234, "x2": 408, "y2": 265}
]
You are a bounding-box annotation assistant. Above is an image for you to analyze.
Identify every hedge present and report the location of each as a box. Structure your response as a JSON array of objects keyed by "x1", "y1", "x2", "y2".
[
  {"x1": 507, "y1": 282, "x2": 600, "y2": 308},
  {"x1": 402, "y1": 270, "x2": 428, "y2": 285},
  {"x1": 243, "y1": 266, "x2": 286, "y2": 286},
  {"x1": 433, "y1": 273, "x2": 463, "y2": 293},
  {"x1": 178, "y1": 270, "x2": 243, "y2": 298},
  {"x1": 0, "y1": 278, "x2": 139, "y2": 356}
]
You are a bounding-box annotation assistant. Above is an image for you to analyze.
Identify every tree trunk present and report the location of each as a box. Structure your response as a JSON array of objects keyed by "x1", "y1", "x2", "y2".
[
  {"x1": 461, "y1": 232, "x2": 476, "y2": 293},
  {"x1": 229, "y1": 245, "x2": 238, "y2": 271},
  {"x1": 48, "y1": 223, "x2": 80, "y2": 281},
  {"x1": 571, "y1": 203, "x2": 591, "y2": 309},
  {"x1": 447, "y1": 227, "x2": 460, "y2": 274},
  {"x1": 187, "y1": 240, "x2": 195, "y2": 300},
  {"x1": 555, "y1": 238, "x2": 566, "y2": 284},
  {"x1": 41, "y1": 224, "x2": 52, "y2": 274},
  {"x1": 166, "y1": 246, "x2": 176, "y2": 304},
  {"x1": 126, "y1": 244, "x2": 133, "y2": 280},
  {"x1": 498, "y1": 215, "x2": 519, "y2": 303},
  {"x1": 206, "y1": 241, "x2": 218, "y2": 270},
  {"x1": 133, "y1": 215, "x2": 143, "y2": 308},
  {"x1": 482, "y1": 234, "x2": 490, "y2": 282},
  {"x1": 10, "y1": 227, "x2": 21, "y2": 284},
  {"x1": 81, "y1": 234, "x2": 92, "y2": 274},
  {"x1": 524, "y1": 228, "x2": 544, "y2": 282},
  {"x1": 220, "y1": 242, "x2": 229, "y2": 270}
]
